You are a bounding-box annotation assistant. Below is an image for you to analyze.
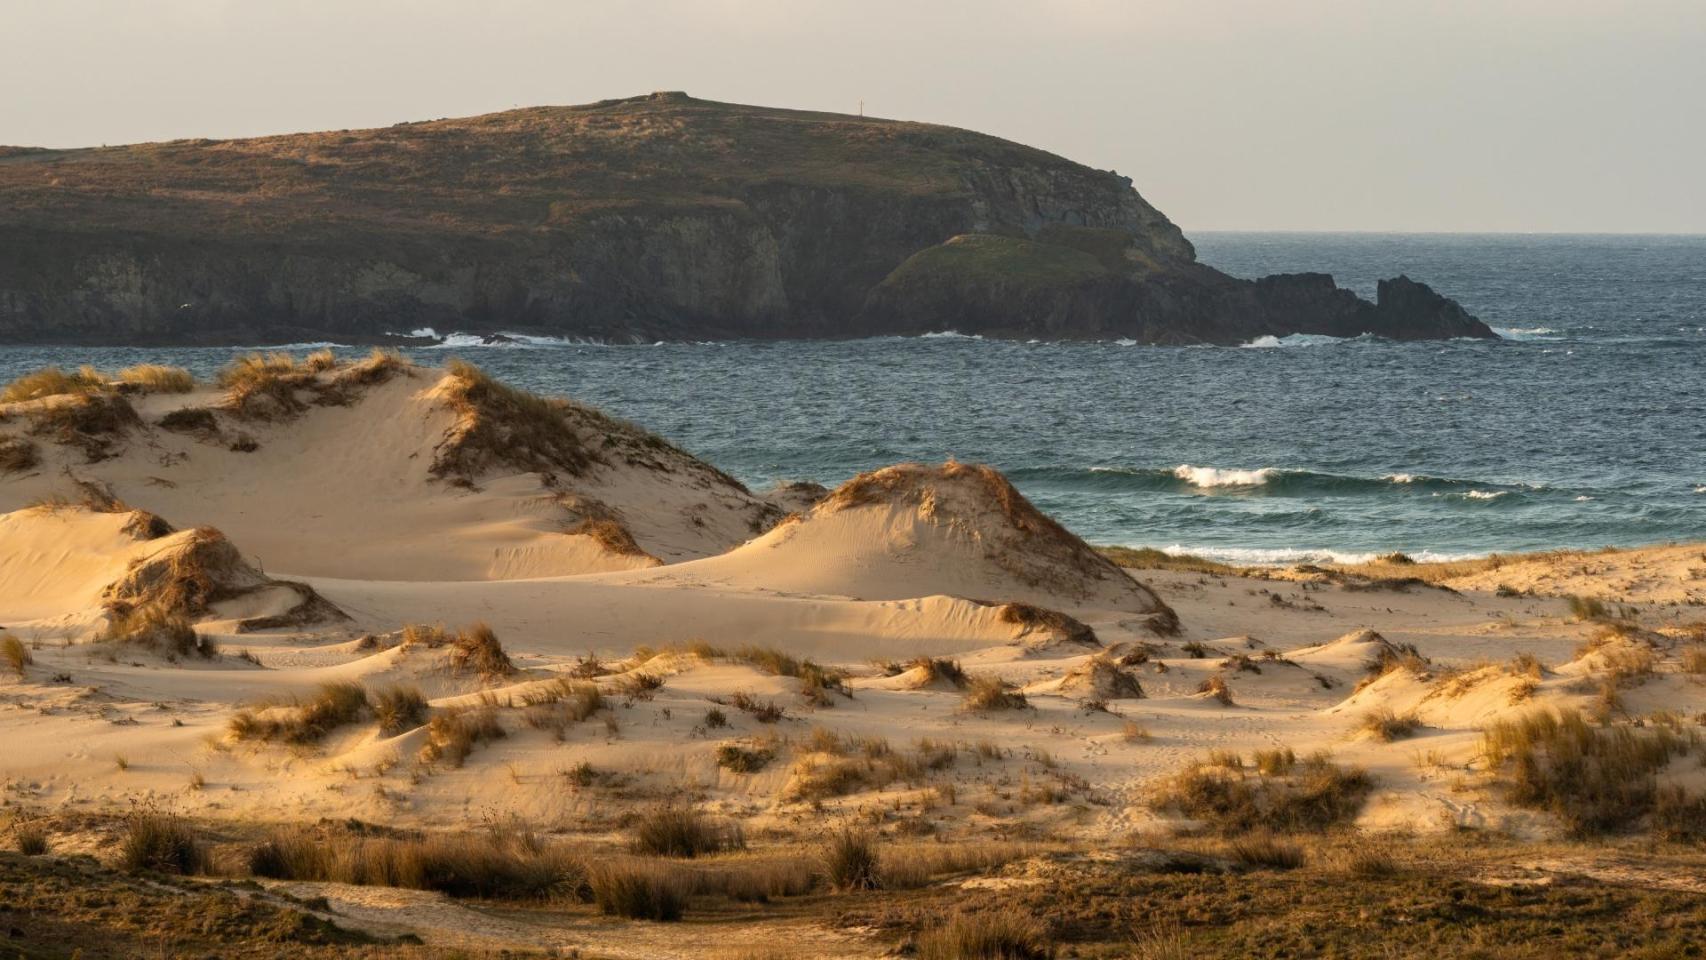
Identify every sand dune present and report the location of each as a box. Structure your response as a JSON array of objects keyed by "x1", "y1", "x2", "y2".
[{"x1": 4, "y1": 353, "x2": 1706, "y2": 948}]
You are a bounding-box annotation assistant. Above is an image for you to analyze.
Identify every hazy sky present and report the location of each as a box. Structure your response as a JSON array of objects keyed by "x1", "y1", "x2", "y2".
[{"x1": 5, "y1": 0, "x2": 1702, "y2": 233}]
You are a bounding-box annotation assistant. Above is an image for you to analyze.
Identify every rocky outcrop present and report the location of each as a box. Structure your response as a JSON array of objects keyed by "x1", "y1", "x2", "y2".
[{"x1": 0, "y1": 92, "x2": 1492, "y2": 345}]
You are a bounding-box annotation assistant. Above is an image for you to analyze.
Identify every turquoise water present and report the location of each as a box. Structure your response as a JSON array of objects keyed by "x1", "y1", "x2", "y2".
[{"x1": 4, "y1": 233, "x2": 1703, "y2": 563}]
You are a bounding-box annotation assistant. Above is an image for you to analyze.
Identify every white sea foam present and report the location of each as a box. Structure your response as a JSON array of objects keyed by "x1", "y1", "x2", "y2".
[
  {"x1": 1492, "y1": 326, "x2": 1562, "y2": 340},
  {"x1": 1463, "y1": 490, "x2": 1508, "y2": 500},
  {"x1": 1113, "y1": 338, "x2": 1138, "y2": 346},
  {"x1": 1239, "y1": 333, "x2": 1360, "y2": 349},
  {"x1": 1694, "y1": 485, "x2": 1706, "y2": 494},
  {"x1": 919, "y1": 330, "x2": 984, "y2": 340},
  {"x1": 1151, "y1": 544, "x2": 1487, "y2": 566},
  {"x1": 1172, "y1": 464, "x2": 1276, "y2": 488},
  {"x1": 1383, "y1": 473, "x2": 1418, "y2": 484}
]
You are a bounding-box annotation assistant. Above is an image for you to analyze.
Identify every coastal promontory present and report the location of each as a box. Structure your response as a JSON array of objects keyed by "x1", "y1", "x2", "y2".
[{"x1": 0, "y1": 92, "x2": 1494, "y2": 345}]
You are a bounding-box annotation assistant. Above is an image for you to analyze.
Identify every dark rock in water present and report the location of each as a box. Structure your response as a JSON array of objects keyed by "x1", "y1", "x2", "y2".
[{"x1": 0, "y1": 94, "x2": 1493, "y2": 346}]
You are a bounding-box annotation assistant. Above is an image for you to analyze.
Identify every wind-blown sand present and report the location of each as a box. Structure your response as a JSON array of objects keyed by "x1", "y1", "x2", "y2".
[{"x1": 3, "y1": 354, "x2": 1704, "y2": 956}]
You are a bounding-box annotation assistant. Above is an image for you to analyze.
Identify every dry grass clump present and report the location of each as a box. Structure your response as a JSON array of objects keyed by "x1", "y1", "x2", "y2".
[
  {"x1": 369, "y1": 685, "x2": 429, "y2": 735},
  {"x1": 1, "y1": 365, "x2": 105, "y2": 402},
  {"x1": 116, "y1": 364, "x2": 195, "y2": 393},
  {"x1": 1481, "y1": 707, "x2": 1706, "y2": 837},
  {"x1": 1150, "y1": 751, "x2": 1374, "y2": 835},
  {"x1": 733, "y1": 645, "x2": 849, "y2": 705},
  {"x1": 23, "y1": 392, "x2": 141, "y2": 461},
  {"x1": 1097, "y1": 546, "x2": 1237, "y2": 575},
  {"x1": 1196, "y1": 675, "x2": 1234, "y2": 706},
  {"x1": 120, "y1": 810, "x2": 207, "y2": 875},
  {"x1": 674, "y1": 852, "x2": 819, "y2": 903},
  {"x1": 432, "y1": 358, "x2": 603, "y2": 481},
  {"x1": 228, "y1": 681, "x2": 369, "y2": 744},
  {"x1": 963, "y1": 674, "x2": 1028, "y2": 712},
  {"x1": 630, "y1": 805, "x2": 742, "y2": 858},
  {"x1": 448, "y1": 621, "x2": 513, "y2": 681},
  {"x1": 403, "y1": 620, "x2": 513, "y2": 681},
  {"x1": 247, "y1": 824, "x2": 580, "y2": 899},
  {"x1": 1224, "y1": 832, "x2": 1306, "y2": 870},
  {"x1": 101, "y1": 605, "x2": 213, "y2": 658},
  {"x1": 520, "y1": 678, "x2": 605, "y2": 737},
  {"x1": 216, "y1": 352, "x2": 319, "y2": 418},
  {"x1": 905, "y1": 656, "x2": 969, "y2": 689},
  {"x1": 418, "y1": 706, "x2": 505, "y2": 767},
  {"x1": 1567, "y1": 594, "x2": 1612, "y2": 622},
  {"x1": 730, "y1": 691, "x2": 786, "y2": 723},
  {"x1": 565, "y1": 517, "x2": 653, "y2": 558},
  {"x1": 1682, "y1": 646, "x2": 1706, "y2": 675},
  {"x1": 2, "y1": 634, "x2": 30, "y2": 678},
  {"x1": 997, "y1": 602, "x2": 1098, "y2": 646},
  {"x1": 13, "y1": 820, "x2": 49, "y2": 856},
  {"x1": 336, "y1": 347, "x2": 414, "y2": 385},
  {"x1": 588, "y1": 858, "x2": 687, "y2": 920},
  {"x1": 915, "y1": 910, "x2": 1054, "y2": 960},
  {"x1": 824, "y1": 826, "x2": 881, "y2": 890},
  {"x1": 878, "y1": 840, "x2": 1038, "y2": 890},
  {"x1": 1359, "y1": 707, "x2": 1424, "y2": 742},
  {"x1": 0, "y1": 435, "x2": 39, "y2": 472},
  {"x1": 716, "y1": 742, "x2": 777, "y2": 773}
]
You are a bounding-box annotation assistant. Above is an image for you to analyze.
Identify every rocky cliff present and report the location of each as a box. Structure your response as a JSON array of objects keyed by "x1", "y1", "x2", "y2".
[{"x1": 0, "y1": 92, "x2": 1493, "y2": 345}]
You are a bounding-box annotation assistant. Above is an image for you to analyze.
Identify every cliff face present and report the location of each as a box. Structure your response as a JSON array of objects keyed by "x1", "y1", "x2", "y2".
[{"x1": 0, "y1": 92, "x2": 1491, "y2": 345}]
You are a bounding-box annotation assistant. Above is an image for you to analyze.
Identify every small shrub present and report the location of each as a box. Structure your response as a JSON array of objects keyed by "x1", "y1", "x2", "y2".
[
  {"x1": 963, "y1": 674, "x2": 1028, "y2": 712},
  {"x1": 916, "y1": 910, "x2": 1053, "y2": 960},
  {"x1": 120, "y1": 811, "x2": 207, "y2": 875},
  {"x1": 2, "y1": 634, "x2": 30, "y2": 677},
  {"x1": 824, "y1": 826, "x2": 881, "y2": 891},
  {"x1": 1121, "y1": 721, "x2": 1153, "y2": 743},
  {"x1": 1181, "y1": 641, "x2": 1210, "y2": 659},
  {"x1": 1359, "y1": 707, "x2": 1423, "y2": 742},
  {"x1": 703, "y1": 707, "x2": 728, "y2": 728},
  {"x1": 370, "y1": 685, "x2": 429, "y2": 735},
  {"x1": 617, "y1": 671, "x2": 665, "y2": 700}
]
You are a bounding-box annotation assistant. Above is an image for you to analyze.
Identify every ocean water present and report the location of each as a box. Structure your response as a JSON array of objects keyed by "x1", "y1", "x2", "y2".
[{"x1": 4, "y1": 233, "x2": 1703, "y2": 564}]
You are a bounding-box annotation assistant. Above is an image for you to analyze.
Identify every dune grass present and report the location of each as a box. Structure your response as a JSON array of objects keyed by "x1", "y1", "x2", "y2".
[
  {"x1": 916, "y1": 909, "x2": 1053, "y2": 960},
  {"x1": 369, "y1": 685, "x2": 429, "y2": 735},
  {"x1": 0, "y1": 436, "x2": 39, "y2": 472},
  {"x1": 1359, "y1": 707, "x2": 1424, "y2": 742},
  {"x1": 1, "y1": 365, "x2": 106, "y2": 403},
  {"x1": 2, "y1": 634, "x2": 30, "y2": 678},
  {"x1": 1481, "y1": 707, "x2": 1706, "y2": 837},
  {"x1": 588, "y1": 859, "x2": 687, "y2": 920},
  {"x1": 102, "y1": 605, "x2": 214, "y2": 659},
  {"x1": 824, "y1": 826, "x2": 881, "y2": 890},
  {"x1": 418, "y1": 706, "x2": 506, "y2": 768},
  {"x1": 116, "y1": 364, "x2": 194, "y2": 393},
  {"x1": 963, "y1": 674, "x2": 1028, "y2": 712},
  {"x1": 631, "y1": 805, "x2": 742, "y2": 858},
  {"x1": 1150, "y1": 751, "x2": 1373, "y2": 835},
  {"x1": 120, "y1": 810, "x2": 207, "y2": 875},
  {"x1": 227, "y1": 681, "x2": 369, "y2": 744},
  {"x1": 13, "y1": 821, "x2": 49, "y2": 856},
  {"x1": 248, "y1": 824, "x2": 580, "y2": 899}
]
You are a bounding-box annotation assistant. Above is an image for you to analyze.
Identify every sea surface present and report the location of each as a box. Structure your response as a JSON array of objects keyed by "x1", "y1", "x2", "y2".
[{"x1": 4, "y1": 233, "x2": 1704, "y2": 564}]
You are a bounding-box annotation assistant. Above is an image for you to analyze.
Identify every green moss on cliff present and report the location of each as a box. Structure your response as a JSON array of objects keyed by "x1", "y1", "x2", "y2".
[{"x1": 879, "y1": 234, "x2": 1107, "y2": 294}]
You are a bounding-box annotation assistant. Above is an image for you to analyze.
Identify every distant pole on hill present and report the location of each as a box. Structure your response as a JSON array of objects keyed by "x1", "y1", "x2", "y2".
[{"x1": 858, "y1": 99, "x2": 864, "y2": 117}]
